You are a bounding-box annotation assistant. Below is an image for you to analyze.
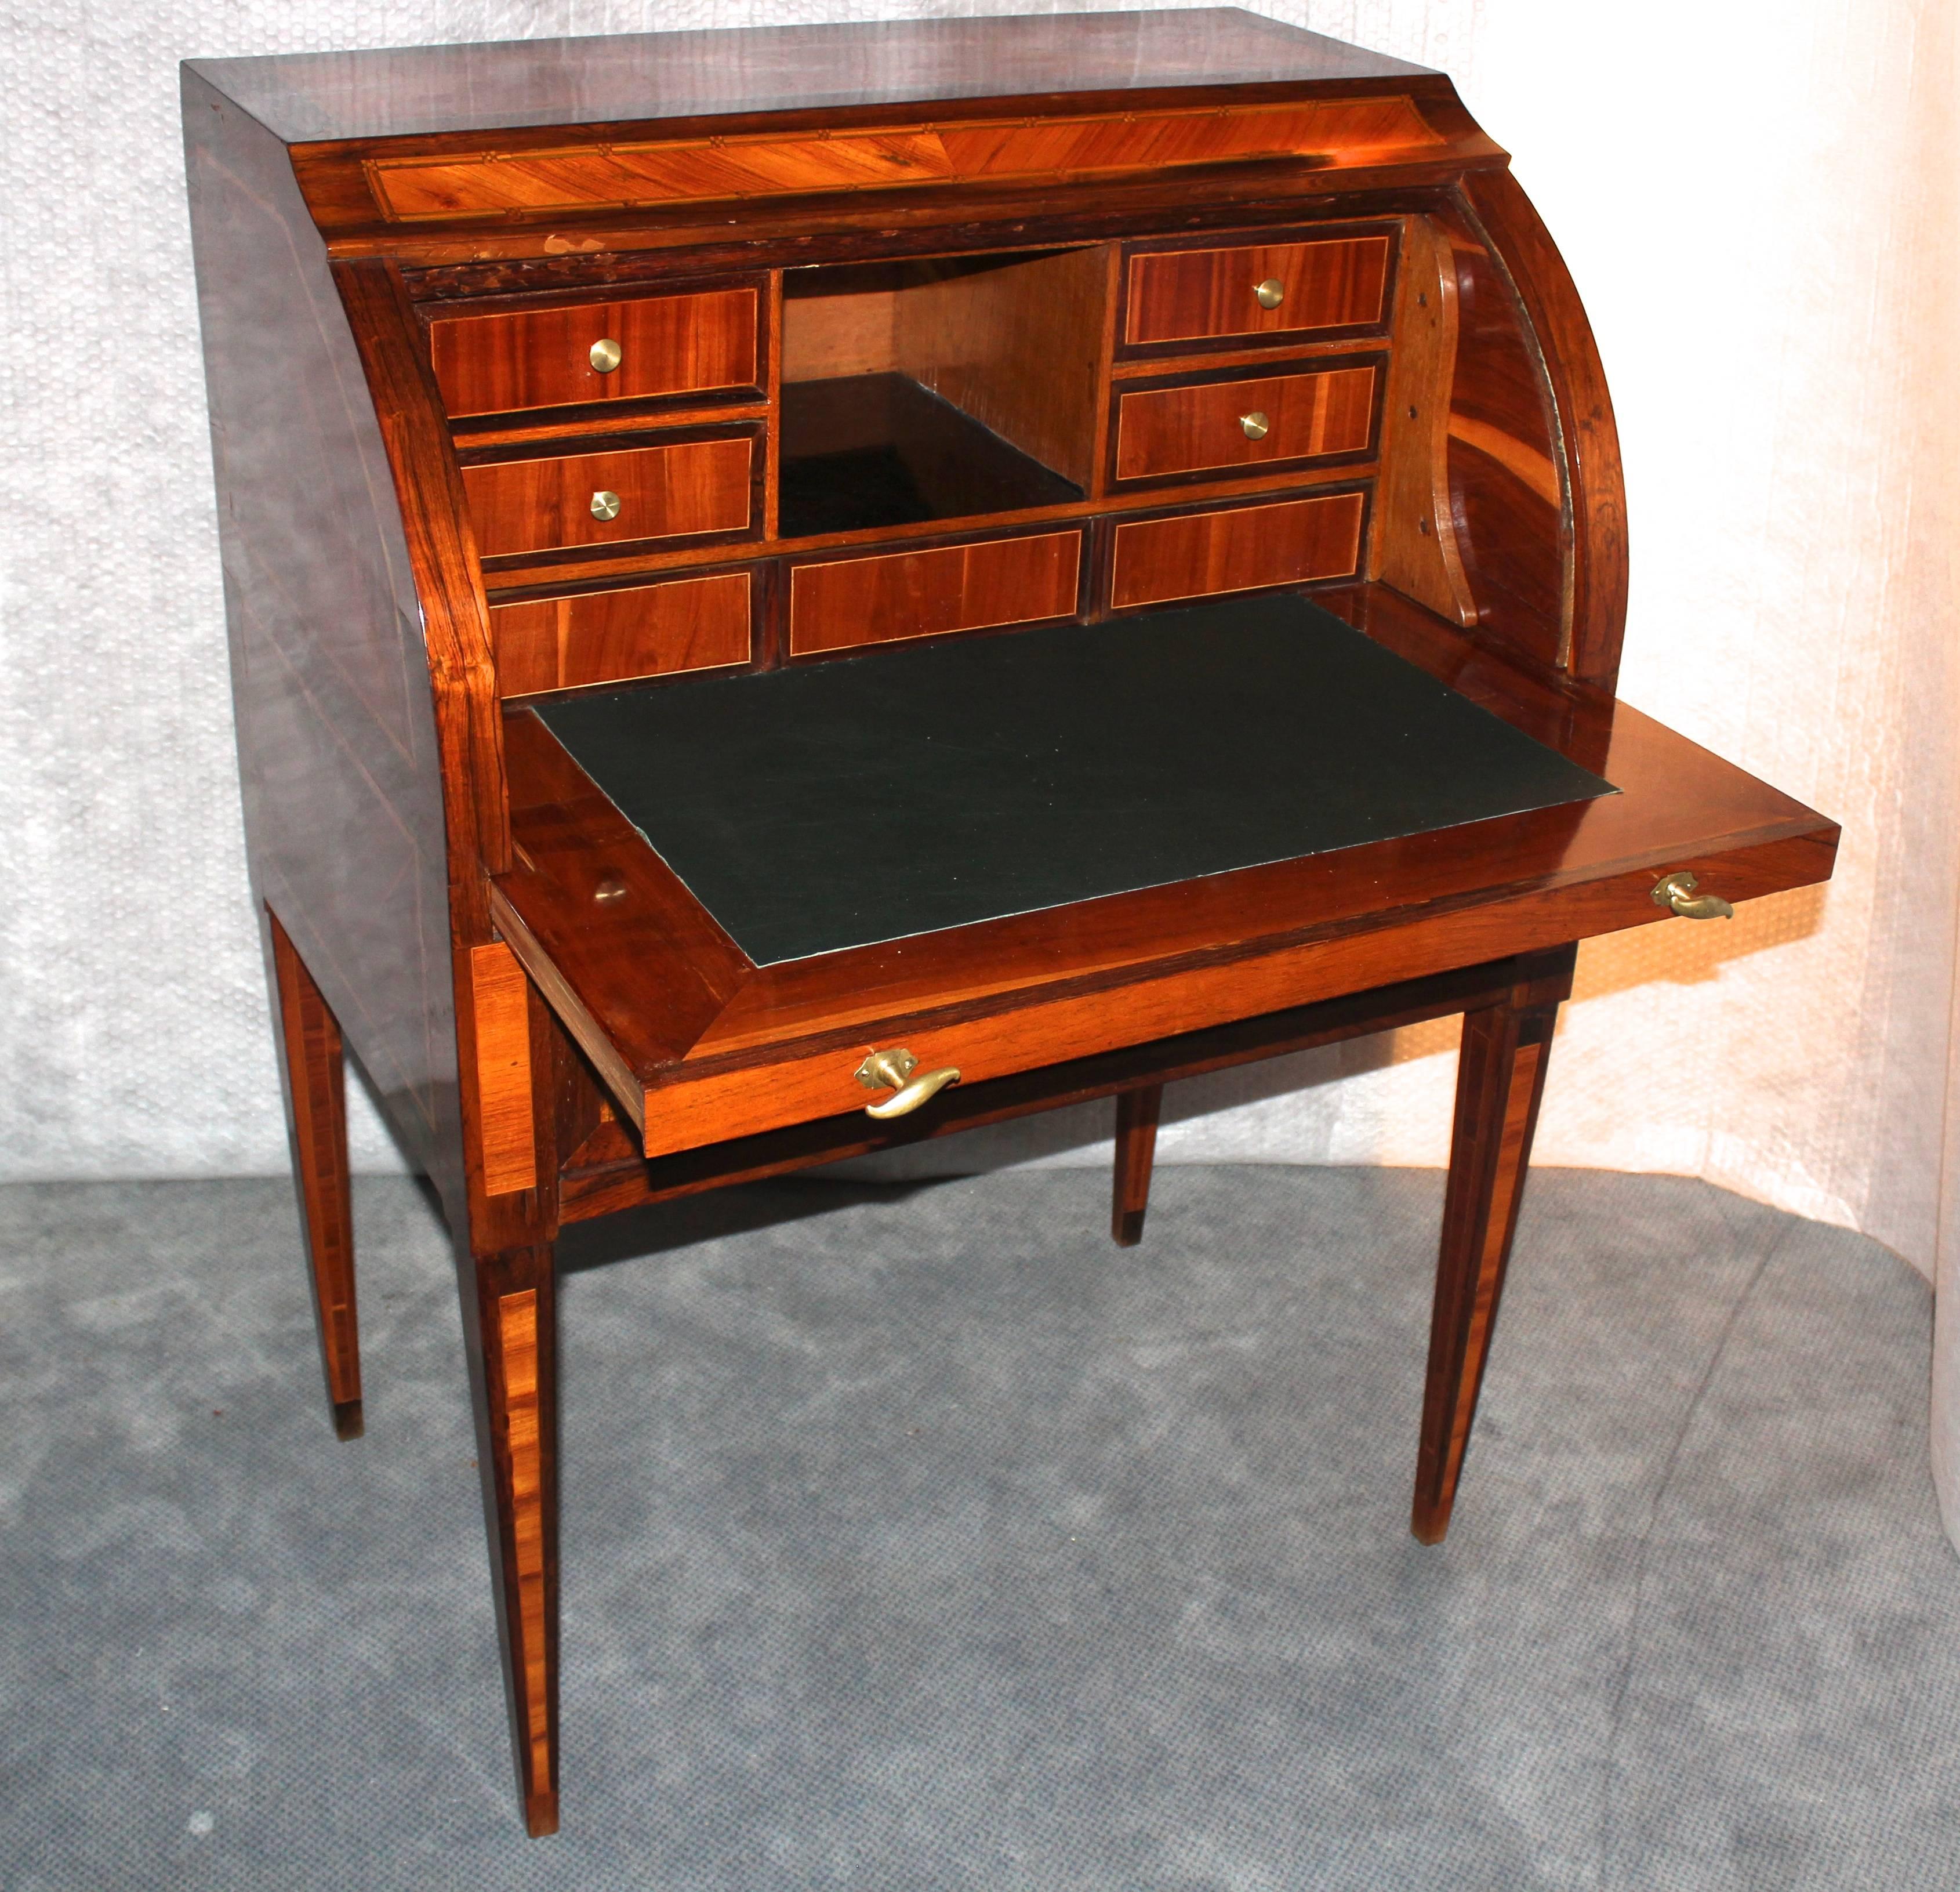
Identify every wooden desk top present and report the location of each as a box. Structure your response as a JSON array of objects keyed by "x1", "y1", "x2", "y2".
[
  {"x1": 187, "y1": 9, "x2": 1432, "y2": 144},
  {"x1": 493, "y1": 583, "x2": 1833, "y2": 1158},
  {"x1": 536, "y1": 595, "x2": 1611, "y2": 965}
]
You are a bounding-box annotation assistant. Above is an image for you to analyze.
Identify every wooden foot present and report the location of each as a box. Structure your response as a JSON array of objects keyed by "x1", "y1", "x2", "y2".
[
  {"x1": 1411, "y1": 954, "x2": 1571, "y2": 1544},
  {"x1": 462, "y1": 1246, "x2": 560, "y2": 1836},
  {"x1": 266, "y1": 908, "x2": 363, "y2": 1440},
  {"x1": 1111, "y1": 1083, "x2": 1163, "y2": 1246}
]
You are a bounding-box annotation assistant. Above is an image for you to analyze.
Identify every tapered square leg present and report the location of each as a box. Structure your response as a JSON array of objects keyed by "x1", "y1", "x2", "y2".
[
  {"x1": 1412, "y1": 954, "x2": 1572, "y2": 1543},
  {"x1": 461, "y1": 1245, "x2": 560, "y2": 1837},
  {"x1": 1112, "y1": 1083, "x2": 1163, "y2": 1246},
  {"x1": 266, "y1": 907, "x2": 363, "y2": 1441}
]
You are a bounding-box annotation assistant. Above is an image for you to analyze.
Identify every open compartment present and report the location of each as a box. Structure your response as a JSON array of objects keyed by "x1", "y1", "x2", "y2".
[{"x1": 778, "y1": 247, "x2": 1108, "y2": 538}]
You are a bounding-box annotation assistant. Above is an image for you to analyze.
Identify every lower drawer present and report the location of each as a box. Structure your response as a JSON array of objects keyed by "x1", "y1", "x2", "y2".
[
  {"x1": 789, "y1": 529, "x2": 1083, "y2": 657},
  {"x1": 1108, "y1": 491, "x2": 1366, "y2": 611},
  {"x1": 463, "y1": 434, "x2": 754, "y2": 558},
  {"x1": 491, "y1": 570, "x2": 754, "y2": 697}
]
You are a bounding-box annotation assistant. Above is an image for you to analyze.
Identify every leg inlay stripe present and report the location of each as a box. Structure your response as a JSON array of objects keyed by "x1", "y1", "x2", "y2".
[
  {"x1": 1440, "y1": 1038, "x2": 1542, "y2": 1495},
  {"x1": 499, "y1": 1288, "x2": 550, "y2": 1785}
]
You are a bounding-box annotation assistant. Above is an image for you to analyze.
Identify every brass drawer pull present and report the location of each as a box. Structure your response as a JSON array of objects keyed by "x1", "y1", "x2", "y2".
[
  {"x1": 589, "y1": 337, "x2": 622, "y2": 374},
  {"x1": 1255, "y1": 277, "x2": 1286, "y2": 309},
  {"x1": 1239, "y1": 410, "x2": 1270, "y2": 441},
  {"x1": 1652, "y1": 871, "x2": 1734, "y2": 920},
  {"x1": 590, "y1": 489, "x2": 622, "y2": 521},
  {"x1": 855, "y1": 1047, "x2": 961, "y2": 1118}
]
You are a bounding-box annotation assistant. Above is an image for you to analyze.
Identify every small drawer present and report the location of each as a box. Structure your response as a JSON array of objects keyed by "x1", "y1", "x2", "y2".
[
  {"x1": 1124, "y1": 234, "x2": 1391, "y2": 349},
  {"x1": 789, "y1": 530, "x2": 1083, "y2": 657},
  {"x1": 1108, "y1": 491, "x2": 1365, "y2": 611},
  {"x1": 1115, "y1": 362, "x2": 1380, "y2": 483},
  {"x1": 462, "y1": 436, "x2": 755, "y2": 559},
  {"x1": 491, "y1": 570, "x2": 754, "y2": 697},
  {"x1": 429, "y1": 287, "x2": 761, "y2": 417}
]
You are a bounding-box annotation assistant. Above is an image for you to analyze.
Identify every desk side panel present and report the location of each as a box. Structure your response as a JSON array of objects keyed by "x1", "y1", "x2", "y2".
[{"x1": 183, "y1": 70, "x2": 462, "y2": 1216}]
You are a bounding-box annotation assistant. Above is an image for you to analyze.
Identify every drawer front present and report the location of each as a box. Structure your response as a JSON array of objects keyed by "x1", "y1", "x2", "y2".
[
  {"x1": 789, "y1": 530, "x2": 1083, "y2": 657},
  {"x1": 463, "y1": 436, "x2": 754, "y2": 558},
  {"x1": 1109, "y1": 491, "x2": 1364, "y2": 611},
  {"x1": 1115, "y1": 363, "x2": 1379, "y2": 483},
  {"x1": 491, "y1": 570, "x2": 754, "y2": 697},
  {"x1": 430, "y1": 288, "x2": 760, "y2": 416},
  {"x1": 1124, "y1": 235, "x2": 1391, "y2": 349},
  {"x1": 633, "y1": 838, "x2": 1836, "y2": 1159}
]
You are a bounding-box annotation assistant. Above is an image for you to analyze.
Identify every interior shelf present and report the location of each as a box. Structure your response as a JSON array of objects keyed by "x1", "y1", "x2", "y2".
[{"x1": 777, "y1": 247, "x2": 1106, "y2": 540}]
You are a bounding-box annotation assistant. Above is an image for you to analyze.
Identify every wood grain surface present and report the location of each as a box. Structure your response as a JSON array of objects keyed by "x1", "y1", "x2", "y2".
[
  {"x1": 1460, "y1": 169, "x2": 1629, "y2": 687},
  {"x1": 430, "y1": 286, "x2": 760, "y2": 415},
  {"x1": 267, "y1": 907, "x2": 364, "y2": 1440},
  {"x1": 471, "y1": 944, "x2": 539, "y2": 1195},
  {"x1": 1411, "y1": 961, "x2": 1567, "y2": 1543},
  {"x1": 1124, "y1": 232, "x2": 1392, "y2": 347},
  {"x1": 1368, "y1": 214, "x2": 1476, "y2": 626},
  {"x1": 364, "y1": 98, "x2": 1456, "y2": 223},
  {"x1": 462, "y1": 435, "x2": 754, "y2": 556},
  {"x1": 892, "y1": 246, "x2": 1111, "y2": 492},
  {"x1": 1108, "y1": 490, "x2": 1366, "y2": 608},
  {"x1": 491, "y1": 570, "x2": 753, "y2": 695},
  {"x1": 1113, "y1": 361, "x2": 1377, "y2": 482},
  {"x1": 788, "y1": 529, "x2": 1082, "y2": 654}
]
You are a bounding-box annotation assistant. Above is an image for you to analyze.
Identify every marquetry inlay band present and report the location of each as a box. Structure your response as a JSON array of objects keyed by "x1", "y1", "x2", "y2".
[
  {"x1": 499, "y1": 1287, "x2": 551, "y2": 1792},
  {"x1": 364, "y1": 96, "x2": 1453, "y2": 222}
]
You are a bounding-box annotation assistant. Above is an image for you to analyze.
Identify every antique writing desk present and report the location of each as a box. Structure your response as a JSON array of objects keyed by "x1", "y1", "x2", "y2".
[{"x1": 183, "y1": 11, "x2": 1837, "y2": 1835}]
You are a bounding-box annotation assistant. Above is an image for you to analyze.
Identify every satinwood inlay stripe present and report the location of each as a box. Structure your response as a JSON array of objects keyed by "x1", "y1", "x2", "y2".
[{"x1": 498, "y1": 1288, "x2": 550, "y2": 1793}]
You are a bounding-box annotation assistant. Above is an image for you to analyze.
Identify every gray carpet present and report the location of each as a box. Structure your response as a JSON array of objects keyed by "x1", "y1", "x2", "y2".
[{"x1": 2, "y1": 1166, "x2": 1955, "y2": 1890}]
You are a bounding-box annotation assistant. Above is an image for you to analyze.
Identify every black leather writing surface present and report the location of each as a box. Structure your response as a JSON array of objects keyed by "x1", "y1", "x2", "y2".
[{"x1": 538, "y1": 594, "x2": 1614, "y2": 966}]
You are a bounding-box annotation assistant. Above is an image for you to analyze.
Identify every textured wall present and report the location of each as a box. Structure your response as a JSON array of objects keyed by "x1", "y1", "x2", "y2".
[{"x1": 3, "y1": 3, "x2": 1954, "y2": 1295}]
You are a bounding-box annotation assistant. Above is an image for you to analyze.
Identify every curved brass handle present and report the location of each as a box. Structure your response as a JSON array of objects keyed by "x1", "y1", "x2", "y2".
[
  {"x1": 855, "y1": 1048, "x2": 961, "y2": 1119},
  {"x1": 1255, "y1": 277, "x2": 1286, "y2": 309},
  {"x1": 1239, "y1": 411, "x2": 1270, "y2": 441},
  {"x1": 1652, "y1": 871, "x2": 1735, "y2": 920},
  {"x1": 590, "y1": 490, "x2": 622, "y2": 521},
  {"x1": 590, "y1": 337, "x2": 622, "y2": 374}
]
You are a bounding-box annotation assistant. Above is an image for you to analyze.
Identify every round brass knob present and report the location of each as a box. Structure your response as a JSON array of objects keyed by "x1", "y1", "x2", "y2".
[
  {"x1": 590, "y1": 338, "x2": 622, "y2": 374},
  {"x1": 590, "y1": 490, "x2": 622, "y2": 522},
  {"x1": 1255, "y1": 278, "x2": 1286, "y2": 309},
  {"x1": 1239, "y1": 411, "x2": 1270, "y2": 441}
]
